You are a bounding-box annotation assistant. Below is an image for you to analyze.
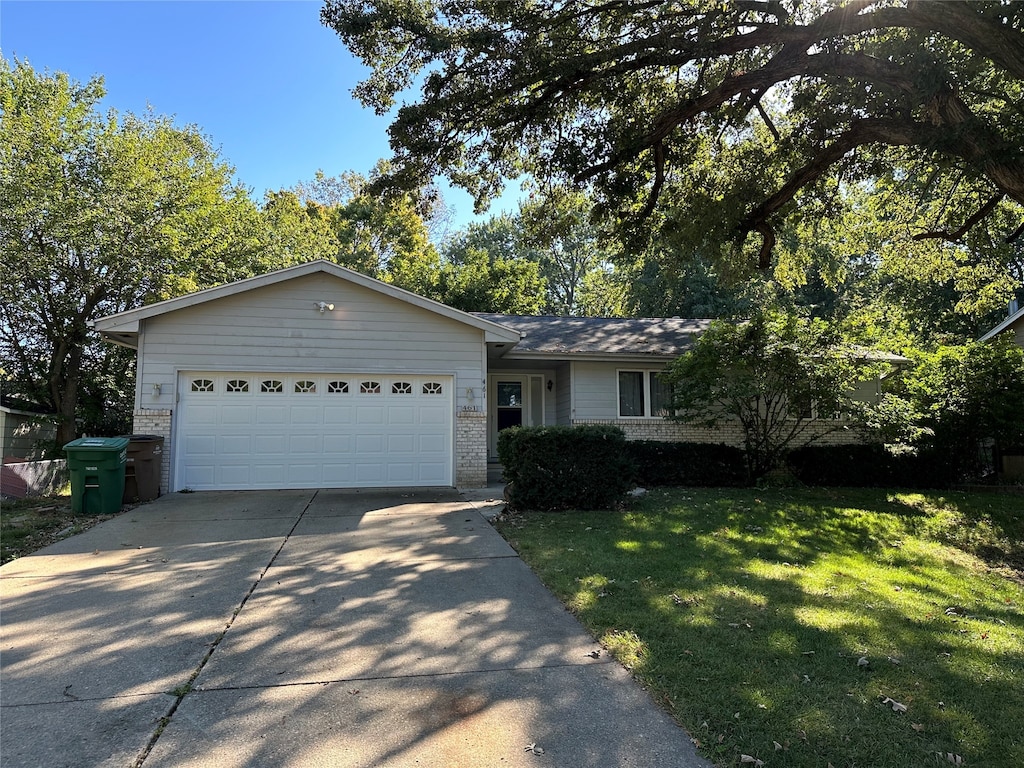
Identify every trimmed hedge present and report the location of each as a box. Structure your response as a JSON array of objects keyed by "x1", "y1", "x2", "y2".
[
  {"x1": 498, "y1": 425, "x2": 636, "y2": 511},
  {"x1": 786, "y1": 444, "x2": 952, "y2": 489},
  {"x1": 626, "y1": 441, "x2": 747, "y2": 487}
]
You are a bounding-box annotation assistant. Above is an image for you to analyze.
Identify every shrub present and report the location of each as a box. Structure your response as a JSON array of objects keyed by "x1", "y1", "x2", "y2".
[
  {"x1": 626, "y1": 441, "x2": 747, "y2": 487},
  {"x1": 786, "y1": 444, "x2": 952, "y2": 489},
  {"x1": 498, "y1": 425, "x2": 636, "y2": 511}
]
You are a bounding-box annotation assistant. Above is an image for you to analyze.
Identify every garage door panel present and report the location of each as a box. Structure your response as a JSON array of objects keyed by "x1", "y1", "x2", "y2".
[
  {"x1": 287, "y1": 464, "x2": 321, "y2": 484},
  {"x1": 287, "y1": 434, "x2": 321, "y2": 453},
  {"x1": 324, "y1": 406, "x2": 353, "y2": 425},
  {"x1": 356, "y1": 407, "x2": 385, "y2": 424},
  {"x1": 322, "y1": 463, "x2": 354, "y2": 484},
  {"x1": 355, "y1": 434, "x2": 384, "y2": 454},
  {"x1": 221, "y1": 406, "x2": 254, "y2": 425},
  {"x1": 219, "y1": 465, "x2": 251, "y2": 486},
  {"x1": 387, "y1": 406, "x2": 415, "y2": 425},
  {"x1": 253, "y1": 464, "x2": 287, "y2": 484},
  {"x1": 219, "y1": 435, "x2": 252, "y2": 455},
  {"x1": 418, "y1": 463, "x2": 448, "y2": 484},
  {"x1": 177, "y1": 372, "x2": 452, "y2": 490},
  {"x1": 256, "y1": 406, "x2": 287, "y2": 424},
  {"x1": 187, "y1": 405, "x2": 219, "y2": 423},
  {"x1": 387, "y1": 463, "x2": 415, "y2": 482},
  {"x1": 185, "y1": 435, "x2": 217, "y2": 455},
  {"x1": 418, "y1": 434, "x2": 447, "y2": 453},
  {"x1": 323, "y1": 434, "x2": 352, "y2": 453},
  {"x1": 418, "y1": 406, "x2": 449, "y2": 425},
  {"x1": 387, "y1": 434, "x2": 415, "y2": 453}
]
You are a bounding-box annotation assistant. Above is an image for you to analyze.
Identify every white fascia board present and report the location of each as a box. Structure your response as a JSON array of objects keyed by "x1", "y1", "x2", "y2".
[
  {"x1": 498, "y1": 351, "x2": 681, "y2": 364},
  {"x1": 979, "y1": 305, "x2": 1024, "y2": 342},
  {"x1": 91, "y1": 260, "x2": 523, "y2": 342}
]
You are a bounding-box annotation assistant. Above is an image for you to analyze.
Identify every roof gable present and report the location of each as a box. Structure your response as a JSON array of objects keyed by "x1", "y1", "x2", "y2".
[{"x1": 92, "y1": 261, "x2": 521, "y2": 343}]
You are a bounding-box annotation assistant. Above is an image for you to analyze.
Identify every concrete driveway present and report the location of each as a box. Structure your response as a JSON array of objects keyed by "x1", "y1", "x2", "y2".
[{"x1": 1, "y1": 488, "x2": 710, "y2": 768}]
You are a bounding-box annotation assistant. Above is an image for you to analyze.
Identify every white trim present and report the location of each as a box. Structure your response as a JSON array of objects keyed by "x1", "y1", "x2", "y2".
[
  {"x1": 979, "y1": 304, "x2": 1024, "y2": 342},
  {"x1": 616, "y1": 367, "x2": 671, "y2": 419}
]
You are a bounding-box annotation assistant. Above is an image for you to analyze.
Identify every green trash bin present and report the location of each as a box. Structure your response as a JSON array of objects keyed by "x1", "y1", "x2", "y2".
[{"x1": 64, "y1": 437, "x2": 130, "y2": 515}]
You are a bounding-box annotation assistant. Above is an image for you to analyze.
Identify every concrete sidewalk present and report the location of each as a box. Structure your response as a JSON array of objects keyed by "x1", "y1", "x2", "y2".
[{"x1": 1, "y1": 488, "x2": 710, "y2": 768}]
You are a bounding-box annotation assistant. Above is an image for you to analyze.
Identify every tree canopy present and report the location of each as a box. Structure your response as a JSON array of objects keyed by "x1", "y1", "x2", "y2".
[
  {"x1": 0, "y1": 59, "x2": 263, "y2": 444},
  {"x1": 323, "y1": 0, "x2": 1024, "y2": 274}
]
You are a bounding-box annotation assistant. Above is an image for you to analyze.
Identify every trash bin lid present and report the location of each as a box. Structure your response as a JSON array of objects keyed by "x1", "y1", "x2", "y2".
[{"x1": 63, "y1": 436, "x2": 131, "y2": 452}]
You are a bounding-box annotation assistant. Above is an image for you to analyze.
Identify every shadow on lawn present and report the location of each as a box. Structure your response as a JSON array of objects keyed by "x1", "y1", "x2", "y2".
[{"x1": 509, "y1": 488, "x2": 1024, "y2": 767}]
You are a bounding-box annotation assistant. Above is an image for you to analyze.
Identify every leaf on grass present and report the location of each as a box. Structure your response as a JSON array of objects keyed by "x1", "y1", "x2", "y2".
[
  {"x1": 801, "y1": 651, "x2": 815, "y2": 656},
  {"x1": 937, "y1": 752, "x2": 964, "y2": 765},
  {"x1": 740, "y1": 755, "x2": 764, "y2": 767},
  {"x1": 718, "y1": 734, "x2": 726, "y2": 744},
  {"x1": 857, "y1": 656, "x2": 870, "y2": 667},
  {"x1": 912, "y1": 723, "x2": 924, "y2": 732},
  {"x1": 881, "y1": 696, "x2": 908, "y2": 713},
  {"x1": 773, "y1": 741, "x2": 783, "y2": 751}
]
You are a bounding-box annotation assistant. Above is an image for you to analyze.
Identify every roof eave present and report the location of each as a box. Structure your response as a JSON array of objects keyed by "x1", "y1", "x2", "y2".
[
  {"x1": 499, "y1": 350, "x2": 684, "y2": 363},
  {"x1": 979, "y1": 305, "x2": 1024, "y2": 342}
]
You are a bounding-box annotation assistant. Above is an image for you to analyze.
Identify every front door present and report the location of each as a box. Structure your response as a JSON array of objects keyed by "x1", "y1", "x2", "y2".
[{"x1": 489, "y1": 375, "x2": 547, "y2": 457}]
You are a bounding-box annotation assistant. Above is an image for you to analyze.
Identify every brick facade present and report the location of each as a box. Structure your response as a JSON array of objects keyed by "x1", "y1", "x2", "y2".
[
  {"x1": 571, "y1": 418, "x2": 867, "y2": 447},
  {"x1": 132, "y1": 409, "x2": 173, "y2": 495},
  {"x1": 455, "y1": 409, "x2": 487, "y2": 488}
]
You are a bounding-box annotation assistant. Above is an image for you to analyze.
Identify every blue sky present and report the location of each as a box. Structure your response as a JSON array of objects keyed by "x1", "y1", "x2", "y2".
[{"x1": 0, "y1": 0, "x2": 515, "y2": 232}]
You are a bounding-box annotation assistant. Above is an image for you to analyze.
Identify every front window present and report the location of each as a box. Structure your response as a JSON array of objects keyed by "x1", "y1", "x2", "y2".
[
  {"x1": 651, "y1": 374, "x2": 673, "y2": 416},
  {"x1": 618, "y1": 370, "x2": 672, "y2": 417},
  {"x1": 618, "y1": 371, "x2": 645, "y2": 416}
]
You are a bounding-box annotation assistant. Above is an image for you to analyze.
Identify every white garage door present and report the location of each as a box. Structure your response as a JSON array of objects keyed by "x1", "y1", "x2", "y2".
[{"x1": 175, "y1": 372, "x2": 453, "y2": 490}]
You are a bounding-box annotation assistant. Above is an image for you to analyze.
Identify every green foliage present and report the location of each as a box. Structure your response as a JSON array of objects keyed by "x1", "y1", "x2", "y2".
[
  {"x1": 899, "y1": 335, "x2": 1024, "y2": 478},
  {"x1": 0, "y1": 59, "x2": 264, "y2": 445},
  {"x1": 625, "y1": 441, "x2": 746, "y2": 488},
  {"x1": 518, "y1": 187, "x2": 620, "y2": 315},
  {"x1": 325, "y1": 0, "x2": 1024, "y2": 278},
  {"x1": 497, "y1": 425, "x2": 635, "y2": 511},
  {"x1": 662, "y1": 309, "x2": 874, "y2": 480},
  {"x1": 290, "y1": 167, "x2": 443, "y2": 296},
  {"x1": 436, "y1": 215, "x2": 547, "y2": 313}
]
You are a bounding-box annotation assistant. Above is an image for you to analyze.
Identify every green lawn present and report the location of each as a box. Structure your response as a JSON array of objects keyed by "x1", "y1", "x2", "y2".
[{"x1": 495, "y1": 488, "x2": 1024, "y2": 768}]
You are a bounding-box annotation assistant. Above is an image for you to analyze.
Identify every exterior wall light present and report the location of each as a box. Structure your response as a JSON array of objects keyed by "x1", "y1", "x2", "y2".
[{"x1": 315, "y1": 301, "x2": 335, "y2": 313}]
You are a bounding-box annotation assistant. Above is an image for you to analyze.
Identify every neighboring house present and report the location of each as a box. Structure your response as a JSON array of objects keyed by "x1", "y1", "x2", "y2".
[
  {"x1": 1, "y1": 395, "x2": 56, "y2": 461},
  {"x1": 1, "y1": 395, "x2": 63, "y2": 499},
  {"x1": 978, "y1": 300, "x2": 1024, "y2": 347},
  {"x1": 92, "y1": 261, "x2": 884, "y2": 492}
]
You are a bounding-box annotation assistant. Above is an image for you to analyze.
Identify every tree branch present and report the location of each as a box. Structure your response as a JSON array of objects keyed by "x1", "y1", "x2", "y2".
[{"x1": 911, "y1": 193, "x2": 1005, "y2": 242}]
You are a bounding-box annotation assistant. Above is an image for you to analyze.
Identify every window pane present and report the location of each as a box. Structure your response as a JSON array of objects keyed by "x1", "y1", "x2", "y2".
[
  {"x1": 618, "y1": 371, "x2": 644, "y2": 416},
  {"x1": 497, "y1": 382, "x2": 522, "y2": 407},
  {"x1": 651, "y1": 374, "x2": 673, "y2": 416}
]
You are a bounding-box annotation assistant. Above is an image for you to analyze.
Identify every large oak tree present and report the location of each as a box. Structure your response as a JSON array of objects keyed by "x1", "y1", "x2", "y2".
[{"x1": 322, "y1": 0, "x2": 1024, "y2": 273}]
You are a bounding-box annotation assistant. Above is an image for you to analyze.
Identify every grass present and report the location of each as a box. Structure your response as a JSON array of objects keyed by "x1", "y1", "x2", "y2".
[
  {"x1": 0, "y1": 488, "x2": 117, "y2": 564},
  {"x1": 495, "y1": 487, "x2": 1024, "y2": 768}
]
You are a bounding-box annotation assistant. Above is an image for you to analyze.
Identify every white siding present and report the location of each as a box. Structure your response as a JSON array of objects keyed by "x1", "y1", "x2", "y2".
[{"x1": 136, "y1": 272, "x2": 486, "y2": 413}]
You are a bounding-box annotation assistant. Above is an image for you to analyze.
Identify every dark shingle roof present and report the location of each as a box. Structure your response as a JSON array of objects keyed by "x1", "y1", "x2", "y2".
[{"x1": 472, "y1": 313, "x2": 712, "y2": 356}]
